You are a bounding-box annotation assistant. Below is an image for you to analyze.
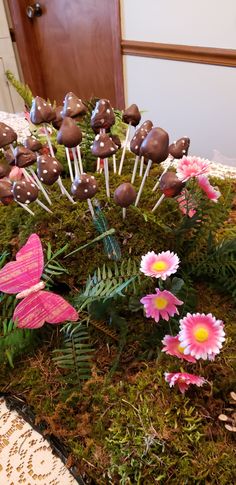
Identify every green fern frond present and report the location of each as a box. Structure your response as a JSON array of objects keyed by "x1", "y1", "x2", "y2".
[
  {"x1": 5, "y1": 70, "x2": 33, "y2": 109},
  {"x1": 52, "y1": 322, "x2": 93, "y2": 385}
]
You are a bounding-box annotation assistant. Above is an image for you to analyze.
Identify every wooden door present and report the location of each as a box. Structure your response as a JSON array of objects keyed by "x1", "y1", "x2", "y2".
[{"x1": 7, "y1": 0, "x2": 124, "y2": 108}]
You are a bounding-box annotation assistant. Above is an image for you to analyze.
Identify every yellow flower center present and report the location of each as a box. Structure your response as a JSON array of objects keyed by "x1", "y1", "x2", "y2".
[
  {"x1": 194, "y1": 326, "x2": 209, "y2": 342},
  {"x1": 152, "y1": 260, "x2": 168, "y2": 272},
  {"x1": 177, "y1": 344, "x2": 185, "y2": 354},
  {"x1": 154, "y1": 296, "x2": 168, "y2": 310}
]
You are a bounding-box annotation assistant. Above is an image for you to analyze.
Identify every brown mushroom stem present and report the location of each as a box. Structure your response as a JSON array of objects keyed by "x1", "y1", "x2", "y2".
[
  {"x1": 104, "y1": 158, "x2": 110, "y2": 198},
  {"x1": 131, "y1": 155, "x2": 139, "y2": 184},
  {"x1": 152, "y1": 156, "x2": 174, "y2": 192},
  {"x1": 152, "y1": 193, "x2": 166, "y2": 212},
  {"x1": 118, "y1": 122, "x2": 131, "y2": 175},
  {"x1": 28, "y1": 167, "x2": 52, "y2": 205},
  {"x1": 139, "y1": 155, "x2": 145, "y2": 177},
  {"x1": 65, "y1": 147, "x2": 74, "y2": 182},
  {"x1": 135, "y1": 159, "x2": 152, "y2": 207}
]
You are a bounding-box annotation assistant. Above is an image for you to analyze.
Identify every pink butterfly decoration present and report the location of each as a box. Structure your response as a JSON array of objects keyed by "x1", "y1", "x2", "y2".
[{"x1": 0, "y1": 234, "x2": 79, "y2": 329}]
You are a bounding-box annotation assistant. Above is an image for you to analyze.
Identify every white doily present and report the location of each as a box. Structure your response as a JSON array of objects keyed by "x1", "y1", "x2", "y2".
[{"x1": 0, "y1": 398, "x2": 78, "y2": 485}]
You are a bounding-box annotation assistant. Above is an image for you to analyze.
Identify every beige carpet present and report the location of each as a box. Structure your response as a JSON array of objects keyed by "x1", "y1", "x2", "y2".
[{"x1": 0, "y1": 398, "x2": 78, "y2": 484}]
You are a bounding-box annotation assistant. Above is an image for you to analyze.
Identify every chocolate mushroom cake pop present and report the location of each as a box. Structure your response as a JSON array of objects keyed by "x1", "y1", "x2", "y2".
[
  {"x1": 0, "y1": 161, "x2": 10, "y2": 179},
  {"x1": 135, "y1": 127, "x2": 169, "y2": 207},
  {"x1": 71, "y1": 173, "x2": 98, "y2": 218},
  {"x1": 110, "y1": 134, "x2": 121, "y2": 149},
  {"x1": 57, "y1": 116, "x2": 83, "y2": 178},
  {"x1": 0, "y1": 122, "x2": 17, "y2": 148},
  {"x1": 114, "y1": 182, "x2": 136, "y2": 219},
  {"x1": 62, "y1": 92, "x2": 87, "y2": 118},
  {"x1": 152, "y1": 171, "x2": 185, "y2": 213},
  {"x1": 169, "y1": 137, "x2": 190, "y2": 159},
  {"x1": 37, "y1": 155, "x2": 63, "y2": 185},
  {"x1": 13, "y1": 146, "x2": 37, "y2": 168},
  {"x1": 30, "y1": 96, "x2": 56, "y2": 124},
  {"x1": 91, "y1": 99, "x2": 115, "y2": 131},
  {"x1": 91, "y1": 133, "x2": 118, "y2": 159},
  {"x1": 24, "y1": 136, "x2": 42, "y2": 152},
  {"x1": 131, "y1": 120, "x2": 153, "y2": 180},
  {"x1": 0, "y1": 179, "x2": 13, "y2": 205},
  {"x1": 52, "y1": 106, "x2": 64, "y2": 130},
  {"x1": 122, "y1": 104, "x2": 141, "y2": 127},
  {"x1": 13, "y1": 179, "x2": 39, "y2": 204}
]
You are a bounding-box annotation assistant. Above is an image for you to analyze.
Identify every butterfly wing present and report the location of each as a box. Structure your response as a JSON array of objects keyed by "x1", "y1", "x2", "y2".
[
  {"x1": 13, "y1": 291, "x2": 78, "y2": 329},
  {"x1": 0, "y1": 234, "x2": 44, "y2": 294}
]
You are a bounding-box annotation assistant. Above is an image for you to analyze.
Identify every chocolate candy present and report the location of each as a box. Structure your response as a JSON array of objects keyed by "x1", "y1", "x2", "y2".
[
  {"x1": 62, "y1": 92, "x2": 87, "y2": 118},
  {"x1": 37, "y1": 155, "x2": 63, "y2": 185},
  {"x1": 91, "y1": 99, "x2": 115, "y2": 130},
  {"x1": 110, "y1": 134, "x2": 121, "y2": 149},
  {"x1": 30, "y1": 96, "x2": 56, "y2": 124},
  {"x1": 0, "y1": 179, "x2": 13, "y2": 205},
  {"x1": 114, "y1": 182, "x2": 136, "y2": 208},
  {"x1": 140, "y1": 127, "x2": 169, "y2": 164},
  {"x1": 57, "y1": 117, "x2": 82, "y2": 148},
  {"x1": 52, "y1": 106, "x2": 64, "y2": 129},
  {"x1": 130, "y1": 121, "x2": 153, "y2": 156},
  {"x1": 0, "y1": 161, "x2": 10, "y2": 179},
  {"x1": 91, "y1": 133, "x2": 118, "y2": 158},
  {"x1": 159, "y1": 171, "x2": 185, "y2": 197},
  {"x1": 13, "y1": 179, "x2": 39, "y2": 204},
  {"x1": 169, "y1": 137, "x2": 190, "y2": 159},
  {"x1": 122, "y1": 104, "x2": 141, "y2": 127},
  {"x1": 24, "y1": 136, "x2": 42, "y2": 152},
  {"x1": 14, "y1": 146, "x2": 37, "y2": 168},
  {"x1": 0, "y1": 122, "x2": 17, "y2": 148},
  {"x1": 71, "y1": 173, "x2": 98, "y2": 200}
]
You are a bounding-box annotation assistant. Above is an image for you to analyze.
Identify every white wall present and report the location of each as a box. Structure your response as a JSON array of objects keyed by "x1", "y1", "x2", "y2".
[
  {"x1": 0, "y1": 0, "x2": 24, "y2": 112},
  {"x1": 121, "y1": 0, "x2": 236, "y2": 161}
]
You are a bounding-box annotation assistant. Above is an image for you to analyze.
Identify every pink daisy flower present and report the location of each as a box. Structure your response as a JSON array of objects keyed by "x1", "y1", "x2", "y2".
[
  {"x1": 162, "y1": 335, "x2": 196, "y2": 362},
  {"x1": 197, "y1": 175, "x2": 221, "y2": 202},
  {"x1": 177, "y1": 189, "x2": 197, "y2": 218},
  {"x1": 176, "y1": 156, "x2": 210, "y2": 181},
  {"x1": 140, "y1": 251, "x2": 180, "y2": 280},
  {"x1": 164, "y1": 372, "x2": 206, "y2": 394},
  {"x1": 179, "y1": 313, "x2": 225, "y2": 360},
  {"x1": 140, "y1": 289, "x2": 183, "y2": 323}
]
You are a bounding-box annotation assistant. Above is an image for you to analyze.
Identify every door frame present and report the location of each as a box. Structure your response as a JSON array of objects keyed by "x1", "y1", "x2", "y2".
[{"x1": 7, "y1": 0, "x2": 125, "y2": 108}]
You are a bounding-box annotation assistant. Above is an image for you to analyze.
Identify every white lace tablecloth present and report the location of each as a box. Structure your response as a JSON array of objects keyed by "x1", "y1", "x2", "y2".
[
  {"x1": 0, "y1": 398, "x2": 78, "y2": 485},
  {"x1": 0, "y1": 111, "x2": 31, "y2": 143}
]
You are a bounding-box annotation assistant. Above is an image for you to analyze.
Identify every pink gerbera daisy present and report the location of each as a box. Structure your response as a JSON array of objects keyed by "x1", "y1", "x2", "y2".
[
  {"x1": 197, "y1": 175, "x2": 221, "y2": 202},
  {"x1": 179, "y1": 313, "x2": 225, "y2": 360},
  {"x1": 176, "y1": 156, "x2": 210, "y2": 181},
  {"x1": 140, "y1": 289, "x2": 183, "y2": 323},
  {"x1": 140, "y1": 251, "x2": 180, "y2": 280},
  {"x1": 164, "y1": 372, "x2": 206, "y2": 394},
  {"x1": 162, "y1": 335, "x2": 196, "y2": 362}
]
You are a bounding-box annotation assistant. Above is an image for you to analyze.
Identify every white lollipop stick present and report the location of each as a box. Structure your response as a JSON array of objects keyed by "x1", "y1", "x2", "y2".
[
  {"x1": 16, "y1": 200, "x2": 35, "y2": 216},
  {"x1": 131, "y1": 155, "x2": 139, "y2": 184},
  {"x1": 9, "y1": 144, "x2": 15, "y2": 155},
  {"x1": 135, "y1": 159, "x2": 152, "y2": 207},
  {"x1": 44, "y1": 125, "x2": 55, "y2": 157},
  {"x1": 104, "y1": 158, "x2": 110, "y2": 198},
  {"x1": 71, "y1": 147, "x2": 80, "y2": 178},
  {"x1": 65, "y1": 147, "x2": 74, "y2": 182},
  {"x1": 35, "y1": 199, "x2": 53, "y2": 213},
  {"x1": 57, "y1": 176, "x2": 75, "y2": 203},
  {"x1": 28, "y1": 167, "x2": 52, "y2": 205},
  {"x1": 152, "y1": 193, "x2": 166, "y2": 212},
  {"x1": 152, "y1": 157, "x2": 173, "y2": 192},
  {"x1": 76, "y1": 145, "x2": 83, "y2": 174},
  {"x1": 87, "y1": 198, "x2": 95, "y2": 219},
  {"x1": 139, "y1": 156, "x2": 144, "y2": 177},
  {"x1": 122, "y1": 207, "x2": 126, "y2": 220},
  {"x1": 96, "y1": 157, "x2": 101, "y2": 172},
  {"x1": 118, "y1": 122, "x2": 131, "y2": 175},
  {"x1": 113, "y1": 154, "x2": 117, "y2": 174}
]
